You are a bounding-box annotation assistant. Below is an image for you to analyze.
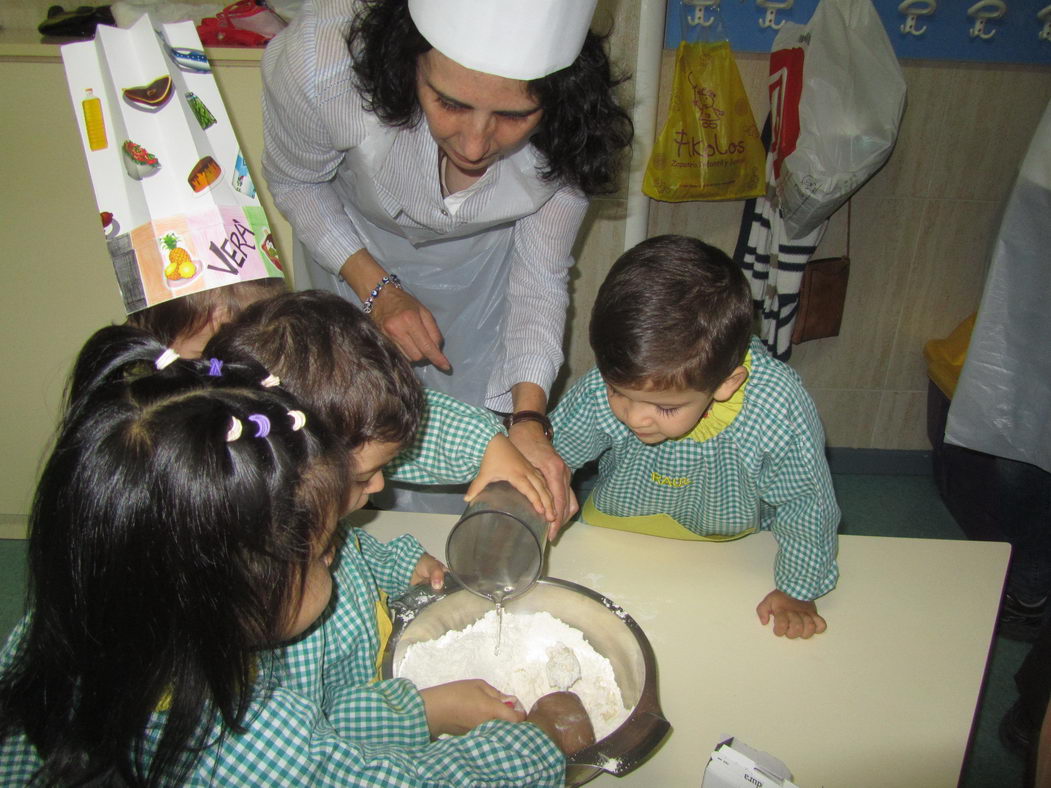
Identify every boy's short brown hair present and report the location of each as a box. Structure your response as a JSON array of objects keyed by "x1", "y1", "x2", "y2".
[{"x1": 590, "y1": 235, "x2": 754, "y2": 393}]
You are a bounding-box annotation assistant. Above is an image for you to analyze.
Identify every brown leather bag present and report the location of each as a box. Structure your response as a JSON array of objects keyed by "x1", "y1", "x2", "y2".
[{"x1": 791, "y1": 202, "x2": 851, "y2": 345}]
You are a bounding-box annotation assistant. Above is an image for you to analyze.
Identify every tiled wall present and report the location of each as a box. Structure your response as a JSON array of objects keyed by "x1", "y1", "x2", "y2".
[{"x1": 561, "y1": 49, "x2": 1051, "y2": 451}]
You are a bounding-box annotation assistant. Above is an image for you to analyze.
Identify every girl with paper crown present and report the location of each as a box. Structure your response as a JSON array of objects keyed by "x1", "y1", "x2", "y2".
[{"x1": 261, "y1": 0, "x2": 633, "y2": 519}]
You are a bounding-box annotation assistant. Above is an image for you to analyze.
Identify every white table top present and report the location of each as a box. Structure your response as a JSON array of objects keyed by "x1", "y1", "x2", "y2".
[{"x1": 355, "y1": 510, "x2": 1010, "y2": 788}]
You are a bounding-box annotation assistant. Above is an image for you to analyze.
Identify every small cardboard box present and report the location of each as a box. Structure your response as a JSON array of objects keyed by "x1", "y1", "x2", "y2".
[{"x1": 702, "y1": 737, "x2": 799, "y2": 788}]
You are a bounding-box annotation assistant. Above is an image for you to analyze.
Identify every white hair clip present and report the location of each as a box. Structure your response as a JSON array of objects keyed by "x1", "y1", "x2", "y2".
[
  {"x1": 288, "y1": 410, "x2": 307, "y2": 431},
  {"x1": 154, "y1": 348, "x2": 180, "y2": 370},
  {"x1": 260, "y1": 374, "x2": 281, "y2": 388},
  {"x1": 225, "y1": 417, "x2": 243, "y2": 442}
]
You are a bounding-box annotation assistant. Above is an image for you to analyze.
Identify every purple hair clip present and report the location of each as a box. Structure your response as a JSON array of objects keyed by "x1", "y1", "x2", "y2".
[
  {"x1": 208, "y1": 358, "x2": 223, "y2": 377},
  {"x1": 248, "y1": 414, "x2": 271, "y2": 438}
]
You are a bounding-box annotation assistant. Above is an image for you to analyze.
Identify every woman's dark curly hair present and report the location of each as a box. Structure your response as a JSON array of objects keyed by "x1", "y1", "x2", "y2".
[{"x1": 347, "y1": 0, "x2": 633, "y2": 196}]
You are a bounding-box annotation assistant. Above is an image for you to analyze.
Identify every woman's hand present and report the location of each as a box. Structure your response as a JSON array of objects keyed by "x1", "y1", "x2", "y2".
[
  {"x1": 340, "y1": 249, "x2": 450, "y2": 371},
  {"x1": 465, "y1": 434, "x2": 556, "y2": 524},
  {"x1": 369, "y1": 286, "x2": 451, "y2": 372},
  {"x1": 507, "y1": 421, "x2": 577, "y2": 539},
  {"x1": 410, "y1": 553, "x2": 447, "y2": 590},
  {"x1": 420, "y1": 680, "x2": 525, "y2": 737}
]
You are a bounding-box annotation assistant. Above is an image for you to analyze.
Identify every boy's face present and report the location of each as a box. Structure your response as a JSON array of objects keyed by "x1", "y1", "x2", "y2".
[
  {"x1": 345, "y1": 440, "x2": 403, "y2": 513},
  {"x1": 282, "y1": 439, "x2": 402, "y2": 639},
  {"x1": 605, "y1": 382, "x2": 715, "y2": 444}
]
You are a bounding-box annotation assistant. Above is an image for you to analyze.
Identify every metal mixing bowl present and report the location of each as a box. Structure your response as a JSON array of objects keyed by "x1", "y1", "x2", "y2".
[{"x1": 381, "y1": 577, "x2": 671, "y2": 786}]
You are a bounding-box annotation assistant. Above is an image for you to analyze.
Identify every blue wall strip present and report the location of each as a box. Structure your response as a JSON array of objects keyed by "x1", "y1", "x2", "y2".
[{"x1": 664, "y1": 0, "x2": 1051, "y2": 65}]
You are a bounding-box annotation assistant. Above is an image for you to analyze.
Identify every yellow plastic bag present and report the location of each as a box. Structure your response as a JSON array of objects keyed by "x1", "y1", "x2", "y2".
[{"x1": 643, "y1": 39, "x2": 765, "y2": 202}]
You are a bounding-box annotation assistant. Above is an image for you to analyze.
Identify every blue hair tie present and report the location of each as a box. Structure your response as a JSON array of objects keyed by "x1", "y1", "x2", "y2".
[
  {"x1": 208, "y1": 358, "x2": 223, "y2": 377},
  {"x1": 248, "y1": 414, "x2": 271, "y2": 438}
]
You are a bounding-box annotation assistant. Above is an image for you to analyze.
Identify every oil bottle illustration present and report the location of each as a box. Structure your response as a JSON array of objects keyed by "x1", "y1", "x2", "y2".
[{"x1": 82, "y1": 89, "x2": 108, "y2": 151}]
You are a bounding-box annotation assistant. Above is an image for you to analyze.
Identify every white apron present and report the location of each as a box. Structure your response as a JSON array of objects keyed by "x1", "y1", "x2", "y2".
[{"x1": 302, "y1": 120, "x2": 542, "y2": 513}]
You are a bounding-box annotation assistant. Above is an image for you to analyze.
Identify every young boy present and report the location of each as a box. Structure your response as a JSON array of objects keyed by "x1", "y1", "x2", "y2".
[
  {"x1": 550, "y1": 235, "x2": 840, "y2": 639},
  {"x1": 204, "y1": 290, "x2": 557, "y2": 527}
]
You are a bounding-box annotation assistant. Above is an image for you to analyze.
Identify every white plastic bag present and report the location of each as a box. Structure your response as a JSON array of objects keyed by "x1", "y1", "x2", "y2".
[{"x1": 769, "y1": 0, "x2": 906, "y2": 239}]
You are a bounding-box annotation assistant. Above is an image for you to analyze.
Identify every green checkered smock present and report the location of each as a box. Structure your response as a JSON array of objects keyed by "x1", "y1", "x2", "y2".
[
  {"x1": 0, "y1": 395, "x2": 564, "y2": 786},
  {"x1": 551, "y1": 337, "x2": 839, "y2": 601},
  {"x1": 0, "y1": 529, "x2": 564, "y2": 786},
  {"x1": 387, "y1": 389, "x2": 505, "y2": 484}
]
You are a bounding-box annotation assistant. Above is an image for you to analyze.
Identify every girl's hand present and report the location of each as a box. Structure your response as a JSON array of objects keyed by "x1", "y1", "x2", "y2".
[
  {"x1": 369, "y1": 286, "x2": 451, "y2": 372},
  {"x1": 420, "y1": 679, "x2": 525, "y2": 737},
  {"x1": 411, "y1": 553, "x2": 446, "y2": 591},
  {"x1": 465, "y1": 434, "x2": 556, "y2": 524},
  {"x1": 756, "y1": 589, "x2": 827, "y2": 639}
]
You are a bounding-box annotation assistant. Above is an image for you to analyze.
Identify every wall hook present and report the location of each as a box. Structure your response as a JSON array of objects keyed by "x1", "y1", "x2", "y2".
[
  {"x1": 684, "y1": 0, "x2": 720, "y2": 28},
  {"x1": 1039, "y1": 4, "x2": 1051, "y2": 41},
  {"x1": 967, "y1": 0, "x2": 1006, "y2": 40},
  {"x1": 899, "y1": 0, "x2": 936, "y2": 36},
  {"x1": 757, "y1": 0, "x2": 793, "y2": 30}
]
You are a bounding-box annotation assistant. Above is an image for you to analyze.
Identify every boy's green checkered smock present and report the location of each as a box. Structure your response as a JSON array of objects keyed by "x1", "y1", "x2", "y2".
[
  {"x1": 551, "y1": 337, "x2": 840, "y2": 601},
  {"x1": 0, "y1": 393, "x2": 564, "y2": 786}
]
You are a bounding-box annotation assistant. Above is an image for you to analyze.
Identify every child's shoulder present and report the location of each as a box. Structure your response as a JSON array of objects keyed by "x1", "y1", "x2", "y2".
[{"x1": 741, "y1": 339, "x2": 819, "y2": 422}]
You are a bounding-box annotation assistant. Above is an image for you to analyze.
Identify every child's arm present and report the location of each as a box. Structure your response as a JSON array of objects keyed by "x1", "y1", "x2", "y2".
[
  {"x1": 387, "y1": 389, "x2": 557, "y2": 523},
  {"x1": 759, "y1": 394, "x2": 840, "y2": 638},
  {"x1": 233, "y1": 678, "x2": 566, "y2": 786},
  {"x1": 419, "y1": 679, "x2": 525, "y2": 735},
  {"x1": 549, "y1": 368, "x2": 615, "y2": 472}
]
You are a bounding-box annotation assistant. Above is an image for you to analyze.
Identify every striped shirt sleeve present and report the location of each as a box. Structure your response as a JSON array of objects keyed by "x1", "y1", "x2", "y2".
[
  {"x1": 261, "y1": 0, "x2": 368, "y2": 275},
  {"x1": 487, "y1": 186, "x2": 589, "y2": 404}
]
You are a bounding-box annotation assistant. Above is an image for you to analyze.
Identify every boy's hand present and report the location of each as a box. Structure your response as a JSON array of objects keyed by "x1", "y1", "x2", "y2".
[
  {"x1": 756, "y1": 589, "x2": 827, "y2": 639},
  {"x1": 505, "y1": 423, "x2": 579, "y2": 539},
  {"x1": 466, "y1": 434, "x2": 556, "y2": 526},
  {"x1": 411, "y1": 553, "x2": 446, "y2": 590},
  {"x1": 527, "y1": 691, "x2": 596, "y2": 755},
  {"x1": 420, "y1": 679, "x2": 525, "y2": 737}
]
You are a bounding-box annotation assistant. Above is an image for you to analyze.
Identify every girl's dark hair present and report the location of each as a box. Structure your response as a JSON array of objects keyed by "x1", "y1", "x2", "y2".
[
  {"x1": 0, "y1": 325, "x2": 344, "y2": 786},
  {"x1": 347, "y1": 0, "x2": 633, "y2": 196},
  {"x1": 590, "y1": 235, "x2": 754, "y2": 393},
  {"x1": 126, "y1": 277, "x2": 288, "y2": 349},
  {"x1": 205, "y1": 290, "x2": 425, "y2": 454}
]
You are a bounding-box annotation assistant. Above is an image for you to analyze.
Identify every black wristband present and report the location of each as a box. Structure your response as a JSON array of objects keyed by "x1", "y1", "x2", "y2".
[{"x1": 503, "y1": 410, "x2": 553, "y2": 440}]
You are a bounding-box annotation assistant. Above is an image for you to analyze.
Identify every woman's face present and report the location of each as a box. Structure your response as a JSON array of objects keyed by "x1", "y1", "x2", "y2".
[{"x1": 416, "y1": 49, "x2": 543, "y2": 177}]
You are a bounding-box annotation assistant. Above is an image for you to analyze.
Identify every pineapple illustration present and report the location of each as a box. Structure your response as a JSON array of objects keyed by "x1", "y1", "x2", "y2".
[{"x1": 161, "y1": 233, "x2": 197, "y2": 281}]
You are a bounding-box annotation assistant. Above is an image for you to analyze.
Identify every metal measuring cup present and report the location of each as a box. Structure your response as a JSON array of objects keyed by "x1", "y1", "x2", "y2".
[{"x1": 445, "y1": 480, "x2": 549, "y2": 603}]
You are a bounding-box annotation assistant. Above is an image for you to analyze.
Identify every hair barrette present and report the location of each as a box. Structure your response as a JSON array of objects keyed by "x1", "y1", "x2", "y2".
[
  {"x1": 248, "y1": 414, "x2": 271, "y2": 438},
  {"x1": 154, "y1": 348, "x2": 180, "y2": 370},
  {"x1": 208, "y1": 358, "x2": 223, "y2": 377},
  {"x1": 226, "y1": 417, "x2": 243, "y2": 442},
  {"x1": 287, "y1": 410, "x2": 307, "y2": 431},
  {"x1": 260, "y1": 374, "x2": 281, "y2": 388}
]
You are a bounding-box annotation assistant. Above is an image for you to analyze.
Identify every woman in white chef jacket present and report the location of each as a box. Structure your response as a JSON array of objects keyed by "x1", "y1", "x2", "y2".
[{"x1": 261, "y1": 0, "x2": 633, "y2": 516}]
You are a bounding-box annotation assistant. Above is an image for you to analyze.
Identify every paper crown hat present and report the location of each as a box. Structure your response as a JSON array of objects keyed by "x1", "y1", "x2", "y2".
[
  {"x1": 60, "y1": 17, "x2": 284, "y2": 315},
  {"x1": 407, "y1": 0, "x2": 598, "y2": 81}
]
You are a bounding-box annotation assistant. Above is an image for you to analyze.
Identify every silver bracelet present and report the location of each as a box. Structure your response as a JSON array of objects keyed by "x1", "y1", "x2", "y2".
[{"x1": 361, "y1": 273, "x2": 403, "y2": 314}]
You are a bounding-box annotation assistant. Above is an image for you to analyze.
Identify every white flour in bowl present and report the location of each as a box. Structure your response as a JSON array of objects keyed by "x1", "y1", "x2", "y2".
[{"x1": 397, "y1": 609, "x2": 631, "y2": 740}]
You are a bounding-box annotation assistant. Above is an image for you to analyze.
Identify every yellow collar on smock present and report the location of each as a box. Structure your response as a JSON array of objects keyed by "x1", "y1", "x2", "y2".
[{"x1": 683, "y1": 350, "x2": 751, "y2": 443}]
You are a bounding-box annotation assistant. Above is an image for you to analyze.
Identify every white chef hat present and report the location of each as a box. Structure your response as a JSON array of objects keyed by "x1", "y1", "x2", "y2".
[{"x1": 407, "y1": 0, "x2": 598, "y2": 81}]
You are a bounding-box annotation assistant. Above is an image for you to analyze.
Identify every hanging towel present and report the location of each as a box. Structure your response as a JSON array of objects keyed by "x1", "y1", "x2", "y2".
[{"x1": 733, "y1": 117, "x2": 826, "y2": 360}]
